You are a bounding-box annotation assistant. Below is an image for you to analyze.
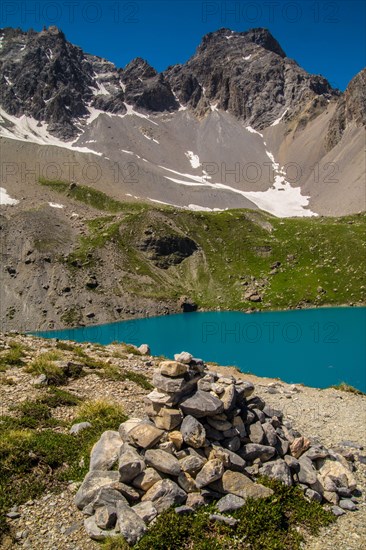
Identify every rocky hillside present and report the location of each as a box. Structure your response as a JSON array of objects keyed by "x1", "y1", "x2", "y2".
[
  {"x1": 0, "y1": 333, "x2": 365, "y2": 549},
  {"x1": 0, "y1": 182, "x2": 365, "y2": 332}
]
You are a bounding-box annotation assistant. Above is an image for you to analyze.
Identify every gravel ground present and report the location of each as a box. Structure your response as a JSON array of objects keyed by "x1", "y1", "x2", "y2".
[{"x1": 1, "y1": 336, "x2": 365, "y2": 549}]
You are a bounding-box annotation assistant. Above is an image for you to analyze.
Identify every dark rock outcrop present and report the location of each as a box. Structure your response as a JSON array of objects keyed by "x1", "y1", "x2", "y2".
[{"x1": 325, "y1": 68, "x2": 366, "y2": 150}]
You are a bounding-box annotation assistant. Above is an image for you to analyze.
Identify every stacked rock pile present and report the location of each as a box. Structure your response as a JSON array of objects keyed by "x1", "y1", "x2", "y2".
[{"x1": 75, "y1": 352, "x2": 359, "y2": 545}]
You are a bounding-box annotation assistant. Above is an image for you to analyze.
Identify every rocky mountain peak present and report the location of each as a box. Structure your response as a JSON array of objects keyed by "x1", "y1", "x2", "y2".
[
  {"x1": 325, "y1": 68, "x2": 366, "y2": 150},
  {"x1": 123, "y1": 57, "x2": 158, "y2": 80},
  {"x1": 198, "y1": 27, "x2": 286, "y2": 58}
]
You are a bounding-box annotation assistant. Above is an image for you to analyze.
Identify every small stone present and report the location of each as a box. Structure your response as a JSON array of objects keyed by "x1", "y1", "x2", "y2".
[
  {"x1": 84, "y1": 516, "x2": 115, "y2": 541},
  {"x1": 174, "y1": 351, "x2": 193, "y2": 364},
  {"x1": 186, "y1": 493, "x2": 205, "y2": 509},
  {"x1": 221, "y1": 385, "x2": 237, "y2": 412},
  {"x1": 6, "y1": 511, "x2": 21, "y2": 519},
  {"x1": 177, "y1": 472, "x2": 198, "y2": 493},
  {"x1": 138, "y1": 344, "x2": 150, "y2": 355},
  {"x1": 290, "y1": 436, "x2": 311, "y2": 459},
  {"x1": 224, "y1": 436, "x2": 241, "y2": 453},
  {"x1": 95, "y1": 505, "x2": 117, "y2": 530},
  {"x1": 248, "y1": 421, "x2": 265, "y2": 444},
  {"x1": 70, "y1": 422, "x2": 92, "y2": 435},
  {"x1": 146, "y1": 390, "x2": 177, "y2": 406},
  {"x1": 181, "y1": 415, "x2": 207, "y2": 448},
  {"x1": 180, "y1": 391, "x2": 224, "y2": 418},
  {"x1": 239, "y1": 443, "x2": 276, "y2": 463},
  {"x1": 87, "y1": 487, "x2": 129, "y2": 514},
  {"x1": 207, "y1": 417, "x2": 232, "y2": 431},
  {"x1": 145, "y1": 449, "x2": 181, "y2": 476},
  {"x1": 75, "y1": 471, "x2": 120, "y2": 509},
  {"x1": 168, "y1": 430, "x2": 184, "y2": 450},
  {"x1": 209, "y1": 514, "x2": 238, "y2": 526},
  {"x1": 116, "y1": 501, "x2": 147, "y2": 545},
  {"x1": 128, "y1": 423, "x2": 164, "y2": 449},
  {"x1": 159, "y1": 361, "x2": 188, "y2": 377},
  {"x1": 305, "y1": 489, "x2": 322, "y2": 502},
  {"x1": 339, "y1": 499, "x2": 357, "y2": 511},
  {"x1": 318, "y1": 457, "x2": 357, "y2": 492},
  {"x1": 262, "y1": 422, "x2": 278, "y2": 446},
  {"x1": 175, "y1": 505, "x2": 194, "y2": 515},
  {"x1": 259, "y1": 459, "x2": 293, "y2": 486},
  {"x1": 219, "y1": 470, "x2": 274, "y2": 500},
  {"x1": 132, "y1": 468, "x2": 163, "y2": 492},
  {"x1": 142, "y1": 479, "x2": 187, "y2": 513},
  {"x1": 332, "y1": 505, "x2": 346, "y2": 516},
  {"x1": 153, "y1": 372, "x2": 199, "y2": 395},
  {"x1": 118, "y1": 444, "x2": 146, "y2": 483},
  {"x1": 132, "y1": 501, "x2": 157, "y2": 523},
  {"x1": 180, "y1": 454, "x2": 206, "y2": 476},
  {"x1": 284, "y1": 455, "x2": 300, "y2": 472},
  {"x1": 118, "y1": 418, "x2": 144, "y2": 439},
  {"x1": 89, "y1": 431, "x2": 123, "y2": 471},
  {"x1": 298, "y1": 457, "x2": 317, "y2": 485},
  {"x1": 232, "y1": 416, "x2": 246, "y2": 438},
  {"x1": 195, "y1": 459, "x2": 224, "y2": 488},
  {"x1": 216, "y1": 494, "x2": 246, "y2": 513},
  {"x1": 154, "y1": 408, "x2": 183, "y2": 431}
]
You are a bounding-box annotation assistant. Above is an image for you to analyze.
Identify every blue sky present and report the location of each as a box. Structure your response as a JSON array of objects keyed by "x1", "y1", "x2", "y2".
[{"x1": 1, "y1": 0, "x2": 365, "y2": 90}]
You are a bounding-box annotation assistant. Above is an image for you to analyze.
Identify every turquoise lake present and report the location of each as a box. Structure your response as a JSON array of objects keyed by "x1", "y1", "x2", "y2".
[{"x1": 34, "y1": 307, "x2": 366, "y2": 392}]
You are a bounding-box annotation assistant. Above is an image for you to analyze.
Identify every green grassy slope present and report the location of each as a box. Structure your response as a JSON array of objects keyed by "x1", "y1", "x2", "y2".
[{"x1": 40, "y1": 180, "x2": 366, "y2": 311}]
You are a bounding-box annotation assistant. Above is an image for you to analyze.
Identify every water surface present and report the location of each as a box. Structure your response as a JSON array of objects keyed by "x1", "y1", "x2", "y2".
[{"x1": 34, "y1": 308, "x2": 366, "y2": 392}]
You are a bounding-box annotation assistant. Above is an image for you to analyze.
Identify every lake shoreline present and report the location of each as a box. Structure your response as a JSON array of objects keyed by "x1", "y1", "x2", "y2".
[
  {"x1": 29, "y1": 301, "x2": 366, "y2": 334},
  {"x1": 30, "y1": 307, "x2": 366, "y2": 393}
]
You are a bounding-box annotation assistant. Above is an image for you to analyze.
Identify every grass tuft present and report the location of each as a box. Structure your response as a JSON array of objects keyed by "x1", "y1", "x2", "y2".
[{"x1": 330, "y1": 382, "x2": 365, "y2": 396}]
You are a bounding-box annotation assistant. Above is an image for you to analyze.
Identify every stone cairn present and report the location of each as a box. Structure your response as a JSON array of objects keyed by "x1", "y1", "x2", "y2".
[{"x1": 75, "y1": 352, "x2": 358, "y2": 545}]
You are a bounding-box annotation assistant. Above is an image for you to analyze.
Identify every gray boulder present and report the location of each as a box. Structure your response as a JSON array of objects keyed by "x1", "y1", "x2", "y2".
[
  {"x1": 116, "y1": 501, "x2": 147, "y2": 545},
  {"x1": 118, "y1": 444, "x2": 146, "y2": 483},
  {"x1": 181, "y1": 415, "x2": 206, "y2": 448},
  {"x1": 180, "y1": 454, "x2": 206, "y2": 476},
  {"x1": 259, "y1": 459, "x2": 293, "y2": 486},
  {"x1": 128, "y1": 423, "x2": 164, "y2": 449},
  {"x1": 298, "y1": 457, "x2": 318, "y2": 485},
  {"x1": 95, "y1": 505, "x2": 117, "y2": 530},
  {"x1": 180, "y1": 391, "x2": 224, "y2": 418},
  {"x1": 89, "y1": 431, "x2": 123, "y2": 471},
  {"x1": 84, "y1": 516, "x2": 116, "y2": 541},
  {"x1": 339, "y1": 499, "x2": 357, "y2": 511},
  {"x1": 174, "y1": 351, "x2": 193, "y2": 364},
  {"x1": 142, "y1": 479, "x2": 187, "y2": 512},
  {"x1": 75, "y1": 471, "x2": 120, "y2": 509},
  {"x1": 132, "y1": 501, "x2": 158, "y2": 523},
  {"x1": 145, "y1": 449, "x2": 181, "y2": 476},
  {"x1": 216, "y1": 494, "x2": 246, "y2": 513},
  {"x1": 195, "y1": 459, "x2": 224, "y2": 488},
  {"x1": 132, "y1": 467, "x2": 163, "y2": 492},
  {"x1": 239, "y1": 443, "x2": 276, "y2": 463}
]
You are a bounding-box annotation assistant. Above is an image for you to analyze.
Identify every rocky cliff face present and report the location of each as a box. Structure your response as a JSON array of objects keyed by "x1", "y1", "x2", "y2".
[
  {"x1": 0, "y1": 25, "x2": 340, "y2": 140},
  {"x1": 325, "y1": 68, "x2": 366, "y2": 150},
  {"x1": 164, "y1": 28, "x2": 338, "y2": 129}
]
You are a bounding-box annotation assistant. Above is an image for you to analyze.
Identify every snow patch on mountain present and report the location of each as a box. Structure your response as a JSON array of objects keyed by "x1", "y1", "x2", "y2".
[
  {"x1": 0, "y1": 108, "x2": 103, "y2": 156},
  {"x1": 0, "y1": 187, "x2": 19, "y2": 206},
  {"x1": 185, "y1": 151, "x2": 200, "y2": 169}
]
